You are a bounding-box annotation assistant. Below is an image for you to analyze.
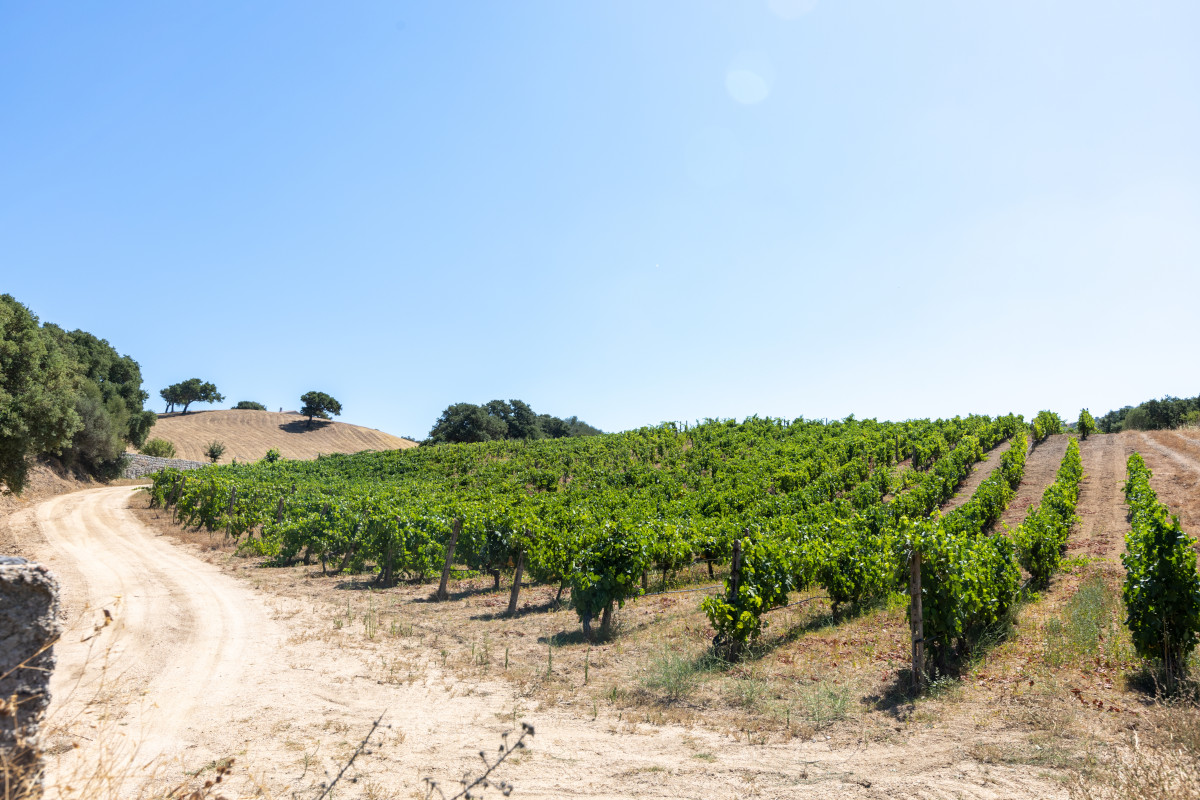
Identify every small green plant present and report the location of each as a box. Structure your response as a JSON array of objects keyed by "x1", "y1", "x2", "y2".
[
  {"x1": 1077, "y1": 408, "x2": 1097, "y2": 440},
  {"x1": 800, "y1": 682, "x2": 851, "y2": 729},
  {"x1": 263, "y1": 448, "x2": 282, "y2": 463},
  {"x1": 204, "y1": 440, "x2": 226, "y2": 463},
  {"x1": 140, "y1": 438, "x2": 177, "y2": 458},
  {"x1": 641, "y1": 647, "x2": 705, "y2": 701}
]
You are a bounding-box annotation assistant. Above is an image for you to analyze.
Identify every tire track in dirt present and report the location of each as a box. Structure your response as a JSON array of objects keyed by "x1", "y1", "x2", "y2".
[
  {"x1": 21, "y1": 487, "x2": 1069, "y2": 799},
  {"x1": 1132, "y1": 431, "x2": 1200, "y2": 535},
  {"x1": 1072, "y1": 434, "x2": 1136, "y2": 562}
]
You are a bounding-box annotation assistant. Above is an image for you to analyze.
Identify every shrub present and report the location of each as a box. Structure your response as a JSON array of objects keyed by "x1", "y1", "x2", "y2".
[
  {"x1": 1122, "y1": 453, "x2": 1200, "y2": 688},
  {"x1": 235, "y1": 401, "x2": 267, "y2": 411},
  {"x1": 204, "y1": 440, "x2": 227, "y2": 463},
  {"x1": 263, "y1": 448, "x2": 282, "y2": 463},
  {"x1": 1077, "y1": 409, "x2": 1097, "y2": 440},
  {"x1": 140, "y1": 438, "x2": 177, "y2": 458}
]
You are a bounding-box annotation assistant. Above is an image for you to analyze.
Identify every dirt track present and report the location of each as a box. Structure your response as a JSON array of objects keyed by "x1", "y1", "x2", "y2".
[{"x1": 18, "y1": 487, "x2": 1069, "y2": 799}]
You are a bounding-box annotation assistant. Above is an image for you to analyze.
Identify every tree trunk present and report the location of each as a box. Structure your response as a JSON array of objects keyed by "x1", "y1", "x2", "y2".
[
  {"x1": 436, "y1": 518, "x2": 461, "y2": 601},
  {"x1": 599, "y1": 603, "x2": 614, "y2": 639}
]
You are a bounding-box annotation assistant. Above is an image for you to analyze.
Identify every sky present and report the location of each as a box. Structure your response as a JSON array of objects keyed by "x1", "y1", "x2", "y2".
[{"x1": 3, "y1": 1, "x2": 1198, "y2": 438}]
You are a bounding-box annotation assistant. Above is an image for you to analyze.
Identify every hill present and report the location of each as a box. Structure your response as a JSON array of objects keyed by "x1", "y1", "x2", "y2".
[{"x1": 134, "y1": 409, "x2": 416, "y2": 464}]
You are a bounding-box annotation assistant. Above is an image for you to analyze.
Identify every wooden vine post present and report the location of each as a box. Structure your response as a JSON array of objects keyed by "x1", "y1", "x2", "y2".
[
  {"x1": 909, "y1": 548, "x2": 925, "y2": 691},
  {"x1": 275, "y1": 496, "x2": 285, "y2": 524},
  {"x1": 506, "y1": 548, "x2": 526, "y2": 617},
  {"x1": 730, "y1": 539, "x2": 743, "y2": 601},
  {"x1": 226, "y1": 488, "x2": 237, "y2": 538},
  {"x1": 436, "y1": 518, "x2": 461, "y2": 601}
]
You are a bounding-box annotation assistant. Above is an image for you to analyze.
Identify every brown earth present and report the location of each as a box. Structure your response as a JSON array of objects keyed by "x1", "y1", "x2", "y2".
[
  {"x1": 997, "y1": 434, "x2": 1070, "y2": 531},
  {"x1": 134, "y1": 409, "x2": 416, "y2": 464}
]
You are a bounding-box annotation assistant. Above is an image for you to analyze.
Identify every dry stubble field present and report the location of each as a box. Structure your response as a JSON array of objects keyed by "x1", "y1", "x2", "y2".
[{"x1": 134, "y1": 409, "x2": 417, "y2": 464}]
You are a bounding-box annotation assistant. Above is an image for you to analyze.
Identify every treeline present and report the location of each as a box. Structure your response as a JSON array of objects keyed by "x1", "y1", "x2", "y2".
[
  {"x1": 426, "y1": 399, "x2": 602, "y2": 444},
  {"x1": 1098, "y1": 395, "x2": 1200, "y2": 433},
  {"x1": 0, "y1": 295, "x2": 154, "y2": 492}
]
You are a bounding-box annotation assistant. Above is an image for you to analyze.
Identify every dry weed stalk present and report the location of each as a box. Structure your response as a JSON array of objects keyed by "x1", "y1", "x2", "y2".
[{"x1": 423, "y1": 722, "x2": 534, "y2": 800}]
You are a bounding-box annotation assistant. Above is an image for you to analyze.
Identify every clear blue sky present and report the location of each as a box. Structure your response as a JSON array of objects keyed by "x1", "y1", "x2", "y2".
[{"x1": 3, "y1": 1, "x2": 1198, "y2": 437}]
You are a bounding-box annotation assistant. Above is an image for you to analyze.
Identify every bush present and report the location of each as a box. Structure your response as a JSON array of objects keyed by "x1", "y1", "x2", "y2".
[
  {"x1": 140, "y1": 438, "x2": 177, "y2": 458},
  {"x1": 263, "y1": 448, "x2": 281, "y2": 463},
  {"x1": 204, "y1": 440, "x2": 227, "y2": 463},
  {"x1": 1077, "y1": 409, "x2": 1097, "y2": 440},
  {"x1": 234, "y1": 401, "x2": 267, "y2": 411},
  {"x1": 1122, "y1": 453, "x2": 1200, "y2": 688}
]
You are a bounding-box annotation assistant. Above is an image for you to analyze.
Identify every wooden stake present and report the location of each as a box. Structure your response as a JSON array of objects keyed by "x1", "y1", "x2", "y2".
[
  {"x1": 730, "y1": 539, "x2": 743, "y2": 601},
  {"x1": 436, "y1": 518, "x2": 461, "y2": 601},
  {"x1": 506, "y1": 548, "x2": 525, "y2": 617},
  {"x1": 276, "y1": 496, "x2": 285, "y2": 523},
  {"x1": 909, "y1": 548, "x2": 925, "y2": 691}
]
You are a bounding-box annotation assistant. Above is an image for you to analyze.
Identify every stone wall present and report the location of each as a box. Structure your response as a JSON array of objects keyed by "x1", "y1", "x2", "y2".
[
  {"x1": 0, "y1": 557, "x2": 60, "y2": 793},
  {"x1": 122, "y1": 453, "x2": 208, "y2": 479}
]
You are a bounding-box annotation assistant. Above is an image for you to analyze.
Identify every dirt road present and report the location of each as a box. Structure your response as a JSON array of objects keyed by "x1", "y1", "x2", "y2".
[{"x1": 19, "y1": 487, "x2": 1067, "y2": 799}]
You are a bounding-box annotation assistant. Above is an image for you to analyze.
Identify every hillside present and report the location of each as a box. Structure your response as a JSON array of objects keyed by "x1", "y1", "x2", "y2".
[{"x1": 134, "y1": 409, "x2": 415, "y2": 464}]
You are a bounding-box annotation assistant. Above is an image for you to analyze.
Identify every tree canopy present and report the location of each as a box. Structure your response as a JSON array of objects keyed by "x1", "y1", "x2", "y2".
[
  {"x1": 161, "y1": 378, "x2": 224, "y2": 414},
  {"x1": 300, "y1": 391, "x2": 342, "y2": 429},
  {"x1": 426, "y1": 399, "x2": 602, "y2": 445},
  {"x1": 1, "y1": 295, "x2": 155, "y2": 491}
]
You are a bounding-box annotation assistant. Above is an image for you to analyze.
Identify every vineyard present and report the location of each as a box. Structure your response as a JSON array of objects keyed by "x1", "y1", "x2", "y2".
[
  {"x1": 144, "y1": 410, "x2": 1167, "y2": 685},
  {"x1": 45, "y1": 412, "x2": 1200, "y2": 798}
]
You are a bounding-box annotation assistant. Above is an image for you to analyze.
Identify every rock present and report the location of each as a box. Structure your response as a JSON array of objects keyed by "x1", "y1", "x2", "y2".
[{"x1": 0, "y1": 557, "x2": 61, "y2": 795}]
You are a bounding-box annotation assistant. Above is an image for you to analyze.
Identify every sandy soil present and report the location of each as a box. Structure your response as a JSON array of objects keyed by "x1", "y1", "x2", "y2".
[
  {"x1": 16, "y1": 487, "x2": 1071, "y2": 800},
  {"x1": 134, "y1": 409, "x2": 415, "y2": 464}
]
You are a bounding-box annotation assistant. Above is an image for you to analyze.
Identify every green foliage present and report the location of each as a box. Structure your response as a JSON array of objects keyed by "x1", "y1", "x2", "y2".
[
  {"x1": 1029, "y1": 410, "x2": 1064, "y2": 446},
  {"x1": 126, "y1": 409, "x2": 157, "y2": 448},
  {"x1": 427, "y1": 399, "x2": 602, "y2": 444},
  {"x1": 1098, "y1": 395, "x2": 1200, "y2": 433},
  {"x1": 299, "y1": 391, "x2": 342, "y2": 429},
  {"x1": 263, "y1": 448, "x2": 282, "y2": 463},
  {"x1": 1121, "y1": 453, "x2": 1200, "y2": 684},
  {"x1": 204, "y1": 440, "x2": 227, "y2": 463},
  {"x1": 234, "y1": 401, "x2": 267, "y2": 411},
  {"x1": 1076, "y1": 409, "x2": 1097, "y2": 440},
  {"x1": 0, "y1": 296, "x2": 81, "y2": 492},
  {"x1": 571, "y1": 524, "x2": 650, "y2": 639},
  {"x1": 1014, "y1": 438, "x2": 1082, "y2": 587},
  {"x1": 916, "y1": 430, "x2": 1028, "y2": 669},
  {"x1": 703, "y1": 536, "x2": 803, "y2": 655},
  {"x1": 38, "y1": 320, "x2": 154, "y2": 474},
  {"x1": 427, "y1": 403, "x2": 509, "y2": 444},
  {"x1": 151, "y1": 413, "x2": 1024, "y2": 643},
  {"x1": 140, "y1": 438, "x2": 177, "y2": 458},
  {"x1": 161, "y1": 378, "x2": 223, "y2": 414}
]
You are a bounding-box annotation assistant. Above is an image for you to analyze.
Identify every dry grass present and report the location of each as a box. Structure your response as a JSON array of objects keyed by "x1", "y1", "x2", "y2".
[{"x1": 134, "y1": 409, "x2": 415, "y2": 464}]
